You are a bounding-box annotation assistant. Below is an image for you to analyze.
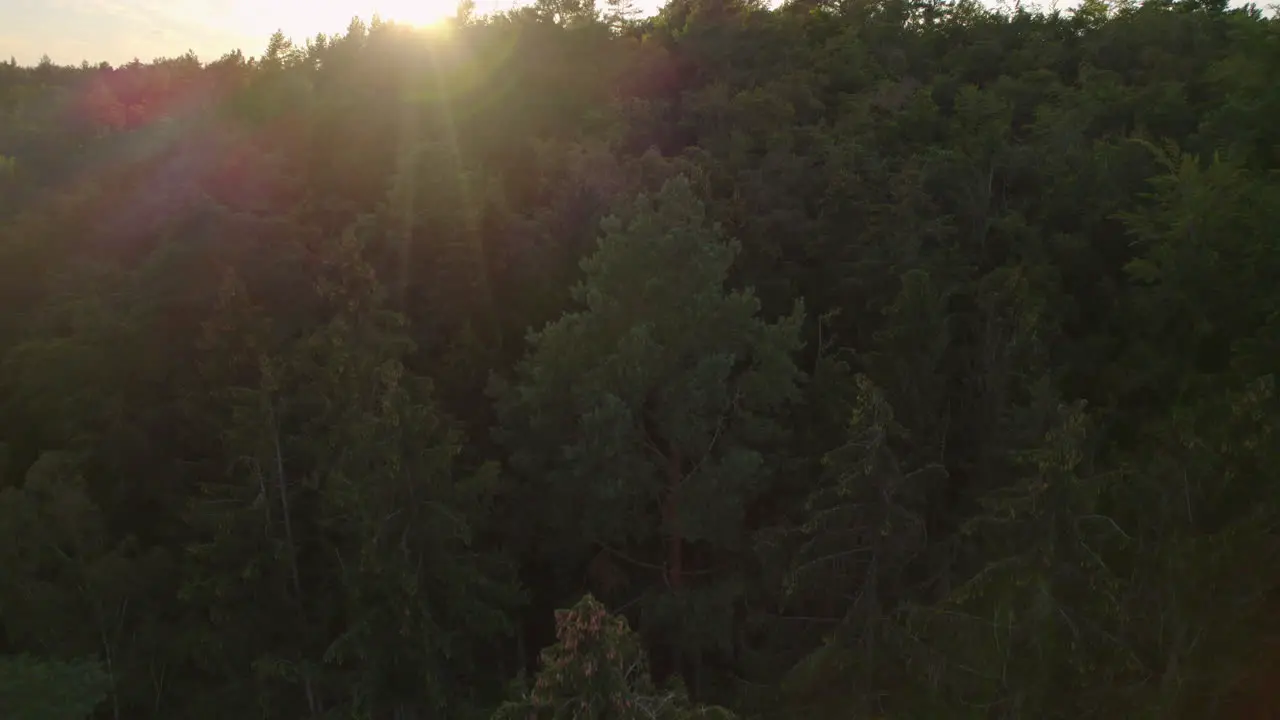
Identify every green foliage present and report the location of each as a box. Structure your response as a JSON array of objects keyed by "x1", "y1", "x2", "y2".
[
  {"x1": 493, "y1": 595, "x2": 737, "y2": 720},
  {"x1": 1, "y1": 2, "x2": 1278, "y2": 719},
  {"x1": 0, "y1": 655, "x2": 108, "y2": 720},
  {"x1": 183, "y1": 223, "x2": 519, "y2": 717},
  {"x1": 894, "y1": 401, "x2": 1135, "y2": 718},
  {"x1": 494, "y1": 175, "x2": 804, "y2": 669}
]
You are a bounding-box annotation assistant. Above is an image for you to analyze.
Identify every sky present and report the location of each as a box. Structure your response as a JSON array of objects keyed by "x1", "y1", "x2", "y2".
[
  {"x1": 1, "y1": 0, "x2": 578, "y2": 66},
  {"x1": 0, "y1": 0, "x2": 1263, "y2": 67}
]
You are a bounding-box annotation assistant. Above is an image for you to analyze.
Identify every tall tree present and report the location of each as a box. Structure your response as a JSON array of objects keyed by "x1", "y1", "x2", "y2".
[
  {"x1": 494, "y1": 176, "x2": 804, "y2": 689},
  {"x1": 187, "y1": 223, "x2": 518, "y2": 718}
]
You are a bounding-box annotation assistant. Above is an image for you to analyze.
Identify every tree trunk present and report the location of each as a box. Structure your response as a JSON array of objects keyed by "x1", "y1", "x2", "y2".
[
  {"x1": 269, "y1": 403, "x2": 302, "y2": 599},
  {"x1": 665, "y1": 449, "x2": 684, "y2": 589},
  {"x1": 268, "y1": 400, "x2": 316, "y2": 718}
]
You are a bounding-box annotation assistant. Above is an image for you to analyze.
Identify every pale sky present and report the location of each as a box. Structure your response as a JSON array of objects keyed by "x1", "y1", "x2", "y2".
[
  {"x1": 0, "y1": 0, "x2": 1262, "y2": 67},
  {"x1": 1, "y1": 0, "x2": 552, "y2": 66}
]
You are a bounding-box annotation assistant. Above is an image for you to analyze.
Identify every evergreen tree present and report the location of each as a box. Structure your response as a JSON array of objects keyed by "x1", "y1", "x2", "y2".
[
  {"x1": 495, "y1": 175, "x2": 804, "y2": 685},
  {"x1": 2, "y1": 3, "x2": 1279, "y2": 717}
]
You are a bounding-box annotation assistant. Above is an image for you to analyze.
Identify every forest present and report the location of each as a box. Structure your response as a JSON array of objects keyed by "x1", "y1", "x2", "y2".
[{"x1": 1, "y1": 0, "x2": 1278, "y2": 717}]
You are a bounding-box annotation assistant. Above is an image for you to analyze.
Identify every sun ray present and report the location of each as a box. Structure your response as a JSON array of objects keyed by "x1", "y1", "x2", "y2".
[
  {"x1": 375, "y1": 0, "x2": 460, "y2": 26},
  {"x1": 231, "y1": 0, "x2": 458, "y2": 43}
]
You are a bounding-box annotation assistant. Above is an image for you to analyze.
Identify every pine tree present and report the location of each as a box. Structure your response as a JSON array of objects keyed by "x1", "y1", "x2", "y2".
[
  {"x1": 187, "y1": 224, "x2": 518, "y2": 717},
  {"x1": 494, "y1": 176, "x2": 804, "y2": 683},
  {"x1": 303, "y1": 222, "x2": 519, "y2": 718}
]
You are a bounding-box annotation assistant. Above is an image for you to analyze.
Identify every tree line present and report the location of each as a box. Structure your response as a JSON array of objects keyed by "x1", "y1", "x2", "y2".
[{"x1": 1, "y1": 0, "x2": 1278, "y2": 717}]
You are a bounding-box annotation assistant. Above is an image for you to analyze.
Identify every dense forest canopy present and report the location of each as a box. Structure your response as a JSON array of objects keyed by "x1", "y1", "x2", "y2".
[{"x1": 1, "y1": 0, "x2": 1279, "y2": 717}]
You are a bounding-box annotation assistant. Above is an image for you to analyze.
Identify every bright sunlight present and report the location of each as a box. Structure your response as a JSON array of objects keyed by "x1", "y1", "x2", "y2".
[{"x1": 230, "y1": 0, "x2": 460, "y2": 42}]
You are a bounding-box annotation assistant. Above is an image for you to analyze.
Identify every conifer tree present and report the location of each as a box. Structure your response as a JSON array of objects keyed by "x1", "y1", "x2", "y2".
[{"x1": 495, "y1": 176, "x2": 804, "y2": 679}]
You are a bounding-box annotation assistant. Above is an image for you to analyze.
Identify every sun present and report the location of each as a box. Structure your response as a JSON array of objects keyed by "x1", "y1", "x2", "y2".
[
  {"x1": 371, "y1": 0, "x2": 460, "y2": 27},
  {"x1": 233, "y1": 0, "x2": 459, "y2": 43}
]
